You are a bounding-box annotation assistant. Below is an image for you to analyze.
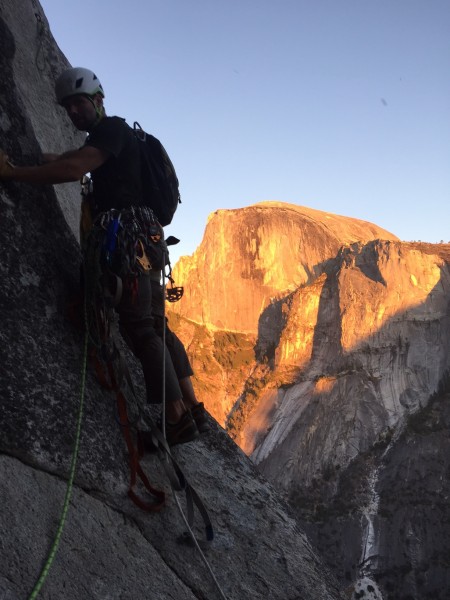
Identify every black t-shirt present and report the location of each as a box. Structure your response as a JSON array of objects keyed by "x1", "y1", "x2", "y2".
[{"x1": 84, "y1": 116, "x2": 143, "y2": 217}]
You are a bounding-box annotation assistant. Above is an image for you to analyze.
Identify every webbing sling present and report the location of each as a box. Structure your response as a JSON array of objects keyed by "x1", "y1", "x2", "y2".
[
  {"x1": 107, "y1": 357, "x2": 166, "y2": 511},
  {"x1": 93, "y1": 341, "x2": 214, "y2": 540},
  {"x1": 92, "y1": 346, "x2": 165, "y2": 511},
  {"x1": 140, "y1": 412, "x2": 214, "y2": 541}
]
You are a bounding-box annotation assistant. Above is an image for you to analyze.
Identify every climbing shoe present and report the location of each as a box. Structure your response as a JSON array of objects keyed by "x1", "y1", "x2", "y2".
[
  {"x1": 165, "y1": 411, "x2": 200, "y2": 446},
  {"x1": 190, "y1": 402, "x2": 210, "y2": 433}
]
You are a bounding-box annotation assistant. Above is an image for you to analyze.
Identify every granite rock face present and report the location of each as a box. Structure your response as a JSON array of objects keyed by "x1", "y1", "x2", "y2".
[
  {"x1": 246, "y1": 241, "x2": 450, "y2": 473},
  {"x1": 169, "y1": 202, "x2": 450, "y2": 598},
  {"x1": 0, "y1": 0, "x2": 85, "y2": 237},
  {"x1": 0, "y1": 2, "x2": 343, "y2": 599},
  {"x1": 171, "y1": 202, "x2": 398, "y2": 334}
]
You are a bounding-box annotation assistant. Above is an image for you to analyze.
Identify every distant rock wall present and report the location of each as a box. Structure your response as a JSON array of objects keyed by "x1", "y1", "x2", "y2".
[
  {"x1": 248, "y1": 241, "x2": 450, "y2": 479},
  {"x1": 172, "y1": 202, "x2": 398, "y2": 333},
  {"x1": 169, "y1": 203, "x2": 450, "y2": 599},
  {"x1": 295, "y1": 386, "x2": 450, "y2": 600}
]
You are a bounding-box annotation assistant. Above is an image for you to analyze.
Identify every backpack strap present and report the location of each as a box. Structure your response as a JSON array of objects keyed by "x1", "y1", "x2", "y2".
[{"x1": 139, "y1": 413, "x2": 214, "y2": 541}]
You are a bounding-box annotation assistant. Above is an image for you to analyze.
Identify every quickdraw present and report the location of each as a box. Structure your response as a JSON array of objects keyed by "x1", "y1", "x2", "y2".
[{"x1": 136, "y1": 239, "x2": 152, "y2": 272}]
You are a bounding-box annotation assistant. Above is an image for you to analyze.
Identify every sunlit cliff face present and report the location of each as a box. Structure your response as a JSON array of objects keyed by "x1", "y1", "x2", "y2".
[
  {"x1": 168, "y1": 204, "x2": 450, "y2": 600},
  {"x1": 338, "y1": 243, "x2": 445, "y2": 352},
  {"x1": 274, "y1": 273, "x2": 326, "y2": 376},
  {"x1": 171, "y1": 202, "x2": 399, "y2": 334},
  {"x1": 168, "y1": 205, "x2": 450, "y2": 478},
  {"x1": 233, "y1": 247, "x2": 447, "y2": 454},
  {"x1": 273, "y1": 241, "x2": 448, "y2": 379}
]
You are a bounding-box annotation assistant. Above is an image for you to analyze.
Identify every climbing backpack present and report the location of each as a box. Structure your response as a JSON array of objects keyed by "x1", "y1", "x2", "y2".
[{"x1": 133, "y1": 122, "x2": 181, "y2": 227}]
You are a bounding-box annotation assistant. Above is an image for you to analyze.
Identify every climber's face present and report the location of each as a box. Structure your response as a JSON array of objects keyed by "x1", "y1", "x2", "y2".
[{"x1": 61, "y1": 94, "x2": 101, "y2": 131}]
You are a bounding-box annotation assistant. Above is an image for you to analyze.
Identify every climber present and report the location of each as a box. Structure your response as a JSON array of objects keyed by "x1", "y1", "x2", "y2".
[{"x1": 0, "y1": 66, "x2": 209, "y2": 445}]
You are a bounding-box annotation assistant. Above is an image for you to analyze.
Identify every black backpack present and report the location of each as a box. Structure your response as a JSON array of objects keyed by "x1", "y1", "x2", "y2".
[{"x1": 133, "y1": 122, "x2": 181, "y2": 227}]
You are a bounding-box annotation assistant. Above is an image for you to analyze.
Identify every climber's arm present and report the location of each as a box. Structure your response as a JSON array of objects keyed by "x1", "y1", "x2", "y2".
[{"x1": 0, "y1": 146, "x2": 109, "y2": 184}]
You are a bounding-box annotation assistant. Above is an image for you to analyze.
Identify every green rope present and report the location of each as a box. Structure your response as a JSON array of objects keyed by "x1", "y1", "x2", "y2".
[{"x1": 27, "y1": 299, "x2": 89, "y2": 599}]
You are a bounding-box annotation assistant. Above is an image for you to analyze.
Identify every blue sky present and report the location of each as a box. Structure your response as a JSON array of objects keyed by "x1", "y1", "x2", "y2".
[{"x1": 40, "y1": 0, "x2": 450, "y2": 264}]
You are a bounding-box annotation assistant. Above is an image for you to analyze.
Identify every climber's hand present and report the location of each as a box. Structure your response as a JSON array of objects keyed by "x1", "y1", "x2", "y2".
[{"x1": 0, "y1": 149, "x2": 15, "y2": 179}]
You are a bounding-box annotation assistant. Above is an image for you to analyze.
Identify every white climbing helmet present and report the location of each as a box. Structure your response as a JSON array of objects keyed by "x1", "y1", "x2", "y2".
[{"x1": 55, "y1": 67, "x2": 104, "y2": 104}]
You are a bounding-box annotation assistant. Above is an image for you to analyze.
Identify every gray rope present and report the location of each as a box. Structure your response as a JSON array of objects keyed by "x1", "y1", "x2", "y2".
[{"x1": 161, "y1": 243, "x2": 228, "y2": 600}]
